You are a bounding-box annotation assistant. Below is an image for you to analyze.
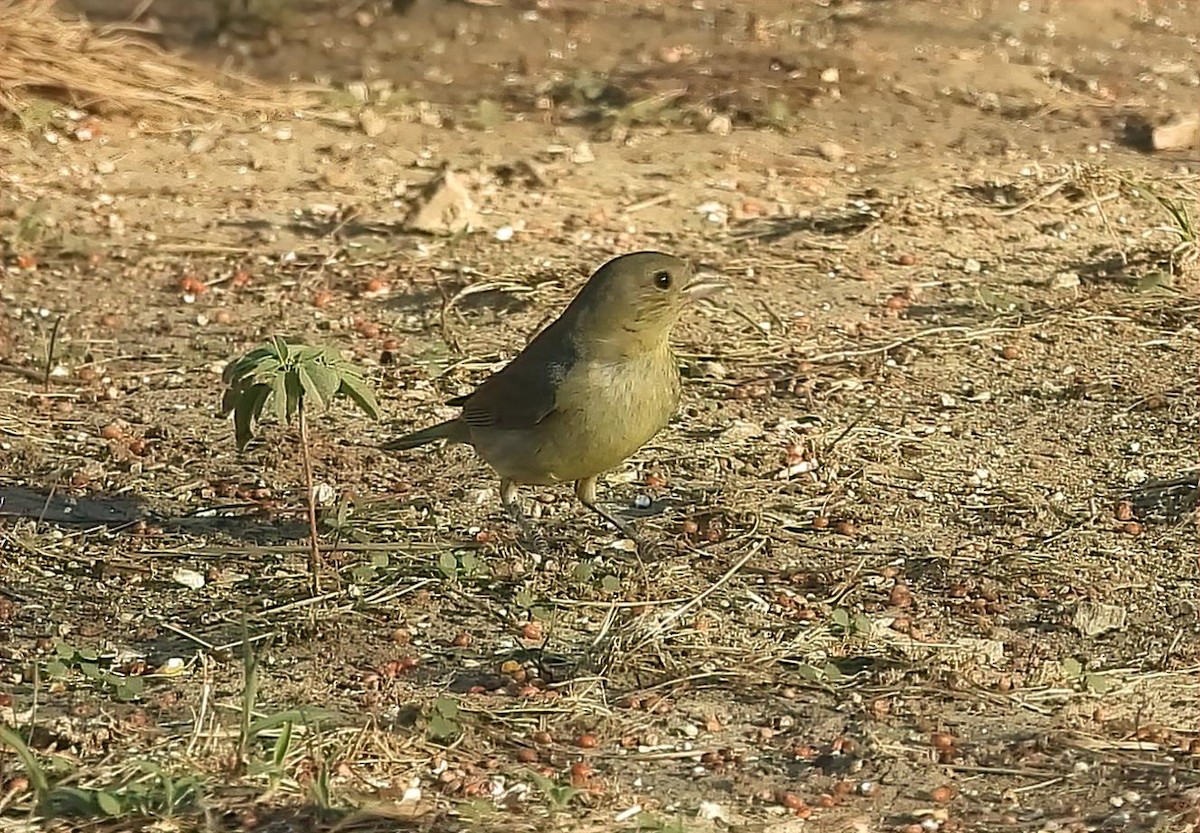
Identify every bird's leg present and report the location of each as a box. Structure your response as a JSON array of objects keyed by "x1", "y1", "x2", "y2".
[
  {"x1": 574, "y1": 476, "x2": 653, "y2": 556},
  {"x1": 501, "y1": 478, "x2": 545, "y2": 550}
]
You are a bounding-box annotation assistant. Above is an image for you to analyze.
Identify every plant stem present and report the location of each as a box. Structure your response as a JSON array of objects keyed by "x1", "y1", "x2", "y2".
[{"x1": 297, "y1": 398, "x2": 322, "y2": 595}]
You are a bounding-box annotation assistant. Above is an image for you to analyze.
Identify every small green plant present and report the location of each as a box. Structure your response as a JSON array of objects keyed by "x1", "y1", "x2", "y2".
[
  {"x1": 426, "y1": 696, "x2": 462, "y2": 742},
  {"x1": 221, "y1": 336, "x2": 379, "y2": 591},
  {"x1": 794, "y1": 661, "x2": 845, "y2": 684},
  {"x1": 0, "y1": 725, "x2": 202, "y2": 818},
  {"x1": 43, "y1": 640, "x2": 145, "y2": 702},
  {"x1": 571, "y1": 560, "x2": 622, "y2": 596},
  {"x1": 1121, "y1": 177, "x2": 1199, "y2": 279},
  {"x1": 830, "y1": 607, "x2": 874, "y2": 636},
  {"x1": 527, "y1": 770, "x2": 583, "y2": 812},
  {"x1": 1061, "y1": 658, "x2": 1113, "y2": 694},
  {"x1": 436, "y1": 550, "x2": 486, "y2": 581}
]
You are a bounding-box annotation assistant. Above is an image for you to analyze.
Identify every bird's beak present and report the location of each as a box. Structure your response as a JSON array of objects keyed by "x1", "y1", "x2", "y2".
[{"x1": 684, "y1": 274, "x2": 728, "y2": 301}]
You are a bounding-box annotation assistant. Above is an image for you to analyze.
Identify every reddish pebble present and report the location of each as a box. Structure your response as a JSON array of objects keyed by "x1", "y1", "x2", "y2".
[
  {"x1": 888, "y1": 582, "x2": 913, "y2": 608},
  {"x1": 930, "y1": 731, "x2": 955, "y2": 749},
  {"x1": 576, "y1": 733, "x2": 599, "y2": 749},
  {"x1": 930, "y1": 784, "x2": 957, "y2": 803}
]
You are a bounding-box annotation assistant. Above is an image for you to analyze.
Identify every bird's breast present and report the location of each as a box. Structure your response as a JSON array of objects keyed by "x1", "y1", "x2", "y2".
[{"x1": 469, "y1": 348, "x2": 681, "y2": 485}]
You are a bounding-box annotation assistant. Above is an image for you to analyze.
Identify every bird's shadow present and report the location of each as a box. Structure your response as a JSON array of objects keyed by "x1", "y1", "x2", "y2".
[{"x1": 0, "y1": 483, "x2": 307, "y2": 543}]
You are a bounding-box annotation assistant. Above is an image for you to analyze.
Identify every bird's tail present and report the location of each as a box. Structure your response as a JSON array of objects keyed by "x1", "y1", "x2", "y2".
[{"x1": 380, "y1": 419, "x2": 462, "y2": 451}]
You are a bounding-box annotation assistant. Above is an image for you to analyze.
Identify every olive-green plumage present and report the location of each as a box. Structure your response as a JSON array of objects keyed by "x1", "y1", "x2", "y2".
[{"x1": 384, "y1": 251, "x2": 724, "y2": 541}]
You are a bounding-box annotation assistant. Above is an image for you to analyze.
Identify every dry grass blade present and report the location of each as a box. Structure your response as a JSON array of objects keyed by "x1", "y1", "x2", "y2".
[{"x1": 0, "y1": 0, "x2": 308, "y2": 120}]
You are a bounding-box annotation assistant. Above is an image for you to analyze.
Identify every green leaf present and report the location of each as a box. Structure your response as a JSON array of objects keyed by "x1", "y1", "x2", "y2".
[
  {"x1": 831, "y1": 608, "x2": 851, "y2": 629},
  {"x1": 822, "y1": 661, "x2": 843, "y2": 682},
  {"x1": 298, "y1": 362, "x2": 341, "y2": 409},
  {"x1": 1085, "y1": 673, "x2": 1112, "y2": 694},
  {"x1": 54, "y1": 641, "x2": 75, "y2": 659},
  {"x1": 270, "y1": 373, "x2": 288, "y2": 425},
  {"x1": 795, "y1": 663, "x2": 821, "y2": 682},
  {"x1": 285, "y1": 370, "x2": 303, "y2": 421},
  {"x1": 572, "y1": 562, "x2": 594, "y2": 583},
  {"x1": 272, "y1": 721, "x2": 293, "y2": 767},
  {"x1": 96, "y1": 790, "x2": 122, "y2": 816},
  {"x1": 249, "y1": 357, "x2": 282, "y2": 384},
  {"x1": 231, "y1": 384, "x2": 270, "y2": 451},
  {"x1": 338, "y1": 373, "x2": 380, "y2": 420},
  {"x1": 460, "y1": 552, "x2": 481, "y2": 574},
  {"x1": 247, "y1": 708, "x2": 339, "y2": 737},
  {"x1": 853, "y1": 614, "x2": 874, "y2": 635},
  {"x1": 269, "y1": 335, "x2": 290, "y2": 363},
  {"x1": 293, "y1": 345, "x2": 325, "y2": 363},
  {"x1": 370, "y1": 551, "x2": 389, "y2": 568},
  {"x1": 514, "y1": 589, "x2": 534, "y2": 609},
  {"x1": 427, "y1": 714, "x2": 460, "y2": 741},
  {"x1": 45, "y1": 660, "x2": 68, "y2": 677},
  {"x1": 434, "y1": 696, "x2": 459, "y2": 718},
  {"x1": 79, "y1": 661, "x2": 101, "y2": 680},
  {"x1": 1062, "y1": 658, "x2": 1083, "y2": 679},
  {"x1": 437, "y1": 551, "x2": 458, "y2": 577},
  {"x1": 234, "y1": 397, "x2": 258, "y2": 451},
  {"x1": 220, "y1": 384, "x2": 241, "y2": 417}
]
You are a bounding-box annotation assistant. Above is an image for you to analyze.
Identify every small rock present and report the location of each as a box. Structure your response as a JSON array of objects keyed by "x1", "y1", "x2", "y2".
[
  {"x1": 570, "y1": 141, "x2": 595, "y2": 164},
  {"x1": 706, "y1": 114, "x2": 732, "y2": 135},
  {"x1": 820, "y1": 67, "x2": 840, "y2": 83},
  {"x1": 95, "y1": 159, "x2": 115, "y2": 175},
  {"x1": 697, "y1": 801, "x2": 729, "y2": 822},
  {"x1": 1050, "y1": 271, "x2": 1081, "y2": 290},
  {"x1": 405, "y1": 167, "x2": 478, "y2": 235},
  {"x1": 358, "y1": 108, "x2": 387, "y2": 138},
  {"x1": 172, "y1": 568, "x2": 206, "y2": 590},
  {"x1": 963, "y1": 257, "x2": 982, "y2": 273},
  {"x1": 1071, "y1": 601, "x2": 1127, "y2": 637},
  {"x1": 188, "y1": 132, "x2": 217, "y2": 154},
  {"x1": 1151, "y1": 116, "x2": 1199, "y2": 151},
  {"x1": 816, "y1": 141, "x2": 846, "y2": 162}
]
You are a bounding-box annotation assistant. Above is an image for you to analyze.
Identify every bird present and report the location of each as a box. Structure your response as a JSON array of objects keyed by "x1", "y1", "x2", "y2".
[{"x1": 383, "y1": 251, "x2": 725, "y2": 546}]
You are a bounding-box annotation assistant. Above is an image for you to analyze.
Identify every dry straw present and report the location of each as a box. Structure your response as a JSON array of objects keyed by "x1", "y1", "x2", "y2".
[{"x1": 0, "y1": 0, "x2": 304, "y2": 121}]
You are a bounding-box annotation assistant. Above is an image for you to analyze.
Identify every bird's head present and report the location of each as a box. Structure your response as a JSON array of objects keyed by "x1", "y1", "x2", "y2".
[{"x1": 567, "y1": 251, "x2": 726, "y2": 356}]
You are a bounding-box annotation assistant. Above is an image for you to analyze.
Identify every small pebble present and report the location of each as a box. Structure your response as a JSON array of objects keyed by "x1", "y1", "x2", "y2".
[{"x1": 816, "y1": 141, "x2": 846, "y2": 162}]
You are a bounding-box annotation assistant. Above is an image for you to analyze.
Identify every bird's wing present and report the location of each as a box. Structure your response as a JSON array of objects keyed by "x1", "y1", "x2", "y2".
[{"x1": 448, "y1": 335, "x2": 575, "y2": 430}]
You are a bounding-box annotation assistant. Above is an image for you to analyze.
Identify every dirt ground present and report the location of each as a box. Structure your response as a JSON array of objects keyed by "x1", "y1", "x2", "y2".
[{"x1": 1, "y1": 0, "x2": 1199, "y2": 830}]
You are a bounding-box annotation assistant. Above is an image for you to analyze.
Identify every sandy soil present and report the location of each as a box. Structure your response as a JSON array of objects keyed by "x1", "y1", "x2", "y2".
[{"x1": 1, "y1": 0, "x2": 1198, "y2": 830}]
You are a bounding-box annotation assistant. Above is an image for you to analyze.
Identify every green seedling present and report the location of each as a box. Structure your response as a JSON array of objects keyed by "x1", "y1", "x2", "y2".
[
  {"x1": 221, "y1": 336, "x2": 379, "y2": 592},
  {"x1": 426, "y1": 696, "x2": 462, "y2": 742},
  {"x1": 436, "y1": 550, "x2": 486, "y2": 581},
  {"x1": 1061, "y1": 657, "x2": 1113, "y2": 694}
]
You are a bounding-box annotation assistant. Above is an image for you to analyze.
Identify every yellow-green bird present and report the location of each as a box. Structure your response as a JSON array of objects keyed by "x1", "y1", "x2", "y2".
[{"x1": 384, "y1": 251, "x2": 724, "y2": 543}]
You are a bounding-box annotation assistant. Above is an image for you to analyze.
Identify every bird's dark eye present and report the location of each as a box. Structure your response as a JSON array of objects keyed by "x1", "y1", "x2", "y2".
[{"x1": 653, "y1": 270, "x2": 672, "y2": 290}]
